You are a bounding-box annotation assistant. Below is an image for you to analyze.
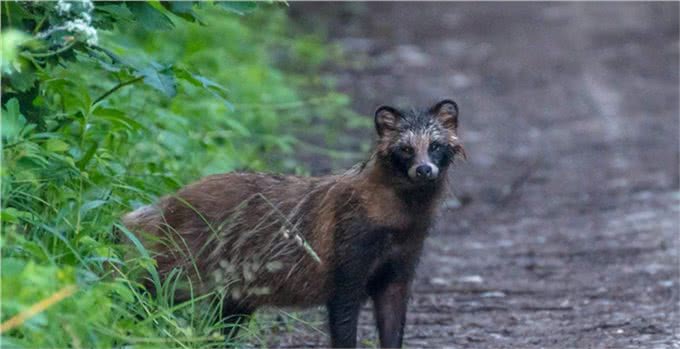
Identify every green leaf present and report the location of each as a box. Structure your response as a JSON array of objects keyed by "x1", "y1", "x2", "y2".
[
  {"x1": 224, "y1": 118, "x2": 250, "y2": 136},
  {"x1": 110, "y1": 282, "x2": 135, "y2": 303},
  {"x1": 114, "y1": 52, "x2": 177, "y2": 97},
  {"x1": 161, "y1": 1, "x2": 202, "y2": 24},
  {"x1": 80, "y1": 200, "x2": 108, "y2": 216},
  {"x1": 1, "y1": 208, "x2": 32, "y2": 224},
  {"x1": 95, "y1": 3, "x2": 134, "y2": 22},
  {"x1": 174, "y1": 67, "x2": 232, "y2": 110},
  {"x1": 2, "y1": 2, "x2": 38, "y2": 26},
  {"x1": 139, "y1": 64, "x2": 177, "y2": 97},
  {"x1": 76, "y1": 141, "x2": 98, "y2": 170},
  {"x1": 7, "y1": 68, "x2": 37, "y2": 92},
  {"x1": 92, "y1": 107, "x2": 146, "y2": 131},
  {"x1": 193, "y1": 74, "x2": 229, "y2": 94},
  {"x1": 216, "y1": 1, "x2": 257, "y2": 15},
  {"x1": 86, "y1": 46, "x2": 125, "y2": 73},
  {"x1": 45, "y1": 139, "x2": 70, "y2": 152},
  {"x1": 114, "y1": 222, "x2": 161, "y2": 287},
  {"x1": 1, "y1": 98, "x2": 26, "y2": 139},
  {"x1": 127, "y1": 2, "x2": 174, "y2": 31}
]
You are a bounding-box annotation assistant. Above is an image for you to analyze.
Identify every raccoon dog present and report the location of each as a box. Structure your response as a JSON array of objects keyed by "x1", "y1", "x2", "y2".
[{"x1": 122, "y1": 99, "x2": 465, "y2": 348}]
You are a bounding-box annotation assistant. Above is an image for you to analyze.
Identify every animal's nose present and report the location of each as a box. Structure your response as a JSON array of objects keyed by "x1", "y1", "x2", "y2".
[{"x1": 415, "y1": 165, "x2": 433, "y2": 178}]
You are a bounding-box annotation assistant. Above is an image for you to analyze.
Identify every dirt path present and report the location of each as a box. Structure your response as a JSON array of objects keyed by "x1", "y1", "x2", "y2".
[{"x1": 260, "y1": 3, "x2": 679, "y2": 348}]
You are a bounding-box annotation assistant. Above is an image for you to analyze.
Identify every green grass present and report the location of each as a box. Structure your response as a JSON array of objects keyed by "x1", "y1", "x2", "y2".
[{"x1": 1, "y1": 2, "x2": 366, "y2": 347}]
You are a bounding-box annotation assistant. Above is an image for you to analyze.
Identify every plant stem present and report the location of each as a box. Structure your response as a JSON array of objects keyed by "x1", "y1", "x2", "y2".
[
  {"x1": 0, "y1": 285, "x2": 77, "y2": 333},
  {"x1": 4, "y1": 2, "x2": 11, "y2": 27},
  {"x1": 33, "y1": 14, "x2": 47, "y2": 34},
  {"x1": 27, "y1": 40, "x2": 77, "y2": 58},
  {"x1": 20, "y1": 53, "x2": 47, "y2": 73},
  {"x1": 92, "y1": 76, "x2": 144, "y2": 106},
  {"x1": 1, "y1": 141, "x2": 26, "y2": 150}
]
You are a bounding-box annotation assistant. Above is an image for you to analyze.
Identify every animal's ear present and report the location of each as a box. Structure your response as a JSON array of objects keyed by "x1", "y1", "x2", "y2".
[
  {"x1": 374, "y1": 105, "x2": 401, "y2": 137},
  {"x1": 430, "y1": 99, "x2": 459, "y2": 131}
]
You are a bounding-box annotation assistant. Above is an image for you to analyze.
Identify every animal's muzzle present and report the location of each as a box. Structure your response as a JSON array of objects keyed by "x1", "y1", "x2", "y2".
[{"x1": 409, "y1": 163, "x2": 439, "y2": 181}]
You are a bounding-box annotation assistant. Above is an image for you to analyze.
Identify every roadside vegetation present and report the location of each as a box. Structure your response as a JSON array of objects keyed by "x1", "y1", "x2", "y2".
[{"x1": 1, "y1": 1, "x2": 364, "y2": 347}]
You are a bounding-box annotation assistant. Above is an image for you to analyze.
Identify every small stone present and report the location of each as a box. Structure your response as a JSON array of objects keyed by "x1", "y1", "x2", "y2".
[
  {"x1": 659, "y1": 280, "x2": 674, "y2": 288},
  {"x1": 481, "y1": 291, "x2": 506, "y2": 298},
  {"x1": 451, "y1": 73, "x2": 472, "y2": 89},
  {"x1": 442, "y1": 197, "x2": 462, "y2": 209},
  {"x1": 459, "y1": 275, "x2": 484, "y2": 283},
  {"x1": 431, "y1": 277, "x2": 450, "y2": 286},
  {"x1": 394, "y1": 45, "x2": 430, "y2": 66}
]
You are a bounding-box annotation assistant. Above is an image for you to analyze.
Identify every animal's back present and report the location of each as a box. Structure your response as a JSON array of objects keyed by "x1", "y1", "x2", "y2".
[{"x1": 122, "y1": 172, "x2": 353, "y2": 307}]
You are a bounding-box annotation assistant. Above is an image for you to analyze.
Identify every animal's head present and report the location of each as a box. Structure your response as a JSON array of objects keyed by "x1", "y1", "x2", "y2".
[{"x1": 374, "y1": 99, "x2": 465, "y2": 185}]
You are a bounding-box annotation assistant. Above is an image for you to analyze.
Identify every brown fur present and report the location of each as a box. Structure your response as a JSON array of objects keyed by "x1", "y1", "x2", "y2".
[
  {"x1": 122, "y1": 156, "x2": 442, "y2": 304},
  {"x1": 121, "y1": 99, "x2": 463, "y2": 347}
]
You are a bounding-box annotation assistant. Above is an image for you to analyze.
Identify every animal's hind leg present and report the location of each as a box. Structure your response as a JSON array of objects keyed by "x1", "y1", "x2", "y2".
[{"x1": 221, "y1": 303, "x2": 253, "y2": 345}]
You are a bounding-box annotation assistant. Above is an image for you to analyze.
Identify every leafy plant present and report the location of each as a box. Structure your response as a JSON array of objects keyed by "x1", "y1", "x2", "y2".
[{"x1": 1, "y1": 1, "x2": 362, "y2": 347}]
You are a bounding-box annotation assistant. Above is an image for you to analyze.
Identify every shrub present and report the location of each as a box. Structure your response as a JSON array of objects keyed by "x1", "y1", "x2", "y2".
[{"x1": 1, "y1": 1, "x2": 362, "y2": 347}]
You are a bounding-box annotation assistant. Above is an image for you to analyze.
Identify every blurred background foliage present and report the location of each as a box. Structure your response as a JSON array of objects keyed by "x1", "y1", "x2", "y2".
[{"x1": 1, "y1": 1, "x2": 367, "y2": 347}]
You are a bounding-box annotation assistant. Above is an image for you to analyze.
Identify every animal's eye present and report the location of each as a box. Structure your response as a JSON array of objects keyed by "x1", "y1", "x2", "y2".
[
  {"x1": 400, "y1": 145, "x2": 413, "y2": 154},
  {"x1": 429, "y1": 143, "x2": 441, "y2": 151}
]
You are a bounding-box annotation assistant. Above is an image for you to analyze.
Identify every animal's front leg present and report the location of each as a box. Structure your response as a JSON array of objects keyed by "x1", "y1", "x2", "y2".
[
  {"x1": 327, "y1": 255, "x2": 372, "y2": 348},
  {"x1": 220, "y1": 304, "x2": 253, "y2": 346},
  {"x1": 327, "y1": 294, "x2": 362, "y2": 348},
  {"x1": 372, "y1": 281, "x2": 410, "y2": 348}
]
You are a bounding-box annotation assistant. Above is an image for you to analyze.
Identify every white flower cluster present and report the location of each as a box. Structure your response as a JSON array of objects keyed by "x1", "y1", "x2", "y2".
[
  {"x1": 55, "y1": 0, "x2": 72, "y2": 14},
  {"x1": 40, "y1": 0, "x2": 98, "y2": 46},
  {"x1": 62, "y1": 18, "x2": 97, "y2": 45}
]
